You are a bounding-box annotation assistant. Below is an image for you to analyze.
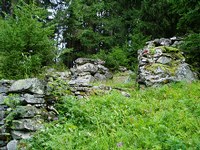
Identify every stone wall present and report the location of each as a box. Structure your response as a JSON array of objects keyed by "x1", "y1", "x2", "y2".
[
  {"x1": 137, "y1": 37, "x2": 197, "y2": 87},
  {"x1": 0, "y1": 78, "x2": 57, "y2": 150},
  {"x1": 68, "y1": 58, "x2": 113, "y2": 98}
]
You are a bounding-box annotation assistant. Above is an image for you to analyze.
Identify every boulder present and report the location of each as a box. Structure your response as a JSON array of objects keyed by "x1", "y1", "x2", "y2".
[
  {"x1": 175, "y1": 63, "x2": 197, "y2": 82},
  {"x1": 94, "y1": 73, "x2": 106, "y2": 81},
  {"x1": 9, "y1": 78, "x2": 45, "y2": 95},
  {"x1": 75, "y1": 58, "x2": 105, "y2": 65},
  {"x1": 76, "y1": 63, "x2": 98, "y2": 74}
]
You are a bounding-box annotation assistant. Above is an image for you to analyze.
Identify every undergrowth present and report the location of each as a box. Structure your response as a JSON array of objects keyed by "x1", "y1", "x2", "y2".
[{"x1": 20, "y1": 81, "x2": 200, "y2": 150}]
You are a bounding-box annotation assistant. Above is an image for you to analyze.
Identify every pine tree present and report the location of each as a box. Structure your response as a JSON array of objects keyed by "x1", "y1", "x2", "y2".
[{"x1": 0, "y1": 2, "x2": 55, "y2": 79}]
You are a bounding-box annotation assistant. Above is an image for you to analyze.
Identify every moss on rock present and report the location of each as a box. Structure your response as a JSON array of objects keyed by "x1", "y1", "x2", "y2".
[{"x1": 145, "y1": 63, "x2": 179, "y2": 76}]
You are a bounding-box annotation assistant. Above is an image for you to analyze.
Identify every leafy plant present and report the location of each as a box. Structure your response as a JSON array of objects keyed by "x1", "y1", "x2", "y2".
[{"x1": 3, "y1": 94, "x2": 21, "y2": 109}]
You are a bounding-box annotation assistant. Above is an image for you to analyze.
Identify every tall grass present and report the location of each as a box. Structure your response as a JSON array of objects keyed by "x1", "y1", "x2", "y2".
[{"x1": 20, "y1": 81, "x2": 200, "y2": 150}]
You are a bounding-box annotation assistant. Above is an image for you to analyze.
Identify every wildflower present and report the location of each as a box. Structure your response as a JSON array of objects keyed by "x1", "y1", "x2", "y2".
[{"x1": 116, "y1": 142, "x2": 123, "y2": 147}]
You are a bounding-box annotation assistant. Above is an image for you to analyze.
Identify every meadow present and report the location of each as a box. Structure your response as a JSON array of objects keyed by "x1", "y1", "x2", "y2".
[{"x1": 20, "y1": 81, "x2": 200, "y2": 150}]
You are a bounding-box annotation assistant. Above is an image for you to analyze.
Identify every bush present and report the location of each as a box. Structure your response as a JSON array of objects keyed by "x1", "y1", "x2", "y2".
[
  {"x1": 0, "y1": 2, "x2": 55, "y2": 79},
  {"x1": 94, "y1": 46, "x2": 129, "y2": 70}
]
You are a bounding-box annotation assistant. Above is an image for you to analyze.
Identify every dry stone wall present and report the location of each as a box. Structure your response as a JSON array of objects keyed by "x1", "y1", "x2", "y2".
[
  {"x1": 0, "y1": 78, "x2": 57, "y2": 150},
  {"x1": 68, "y1": 58, "x2": 113, "y2": 98},
  {"x1": 137, "y1": 37, "x2": 197, "y2": 87}
]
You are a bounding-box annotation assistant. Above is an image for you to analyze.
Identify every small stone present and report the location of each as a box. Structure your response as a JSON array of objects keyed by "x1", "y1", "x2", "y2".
[
  {"x1": 121, "y1": 91, "x2": 131, "y2": 97},
  {"x1": 7, "y1": 139, "x2": 18, "y2": 150},
  {"x1": 154, "y1": 67, "x2": 165, "y2": 74},
  {"x1": 0, "y1": 87, "x2": 8, "y2": 94}
]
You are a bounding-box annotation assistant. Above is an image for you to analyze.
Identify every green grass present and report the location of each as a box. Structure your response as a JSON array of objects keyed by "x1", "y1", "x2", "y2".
[{"x1": 20, "y1": 81, "x2": 200, "y2": 150}]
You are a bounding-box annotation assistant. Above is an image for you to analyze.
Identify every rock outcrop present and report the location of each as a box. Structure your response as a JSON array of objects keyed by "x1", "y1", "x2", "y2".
[
  {"x1": 0, "y1": 78, "x2": 57, "y2": 150},
  {"x1": 137, "y1": 37, "x2": 197, "y2": 87}
]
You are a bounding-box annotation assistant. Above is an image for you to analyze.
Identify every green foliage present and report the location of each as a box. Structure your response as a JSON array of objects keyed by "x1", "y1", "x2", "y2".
[
  {"x1": 171, "y1": 0, "x2": 200, "y2": 34},
  {"x1": 0, "y1": 2, "x2": 55, "y2": 79},
  {"x1": 94, "y1": 46, "x2": 128, "y2": 70},
  {"x1": 47, "y1": 77, "x2": 71, "y2": 98},
  {"x1": 4, "y1": 94, "x2": 21, "y2": 126},
  {"x1": 3, "y1": 94, "x2": 21, "y2": 109},
  {"x1": 21, "y1": 81, "x2": 200, "y2": 149},
  {"x1": 180, "y1": 33, "x2": 200, "y2": 75},
  {"x1": 126, "y1": 32, "x2": 150, "y2": 69}
]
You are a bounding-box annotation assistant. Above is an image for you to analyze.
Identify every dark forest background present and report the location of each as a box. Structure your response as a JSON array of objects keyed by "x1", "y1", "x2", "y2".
[{"x1": 0, "y1": 0, "x2": 199, "y2": 79}]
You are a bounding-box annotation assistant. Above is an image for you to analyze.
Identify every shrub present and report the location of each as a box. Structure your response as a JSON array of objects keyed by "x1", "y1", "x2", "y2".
[
  {"x1": 94, "y1": 46, "x2": 129, "y2": 70},
  {"x1": 0, "y1": 2, "x2": 55, "y2": 79}
]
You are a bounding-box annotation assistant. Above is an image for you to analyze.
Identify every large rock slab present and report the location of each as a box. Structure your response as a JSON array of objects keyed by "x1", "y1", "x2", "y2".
[
  {"x1": 21, "y1": 94, "x2": 45, "y2": 104},
  {"x1": 12, "y1": 118, "x2": 44, "y2": 131},
  {"x1": 76, "y1": 63, "x2": 98, "y2": 74},
  {"x1": 9, "y1": 78, "x2": 45, "y2": 95},
  {"x1": 9, "y1": 106, "x2": 42, "y2": 119}
]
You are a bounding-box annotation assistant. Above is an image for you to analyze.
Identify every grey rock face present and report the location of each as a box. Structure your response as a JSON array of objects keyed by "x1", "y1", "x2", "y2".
[
  {"x1": 9, "y1": 78, "x2": 45, "y2": 95},
  {"x1": 175, "y1": 63, "x2": 197, "y2": 82}
]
